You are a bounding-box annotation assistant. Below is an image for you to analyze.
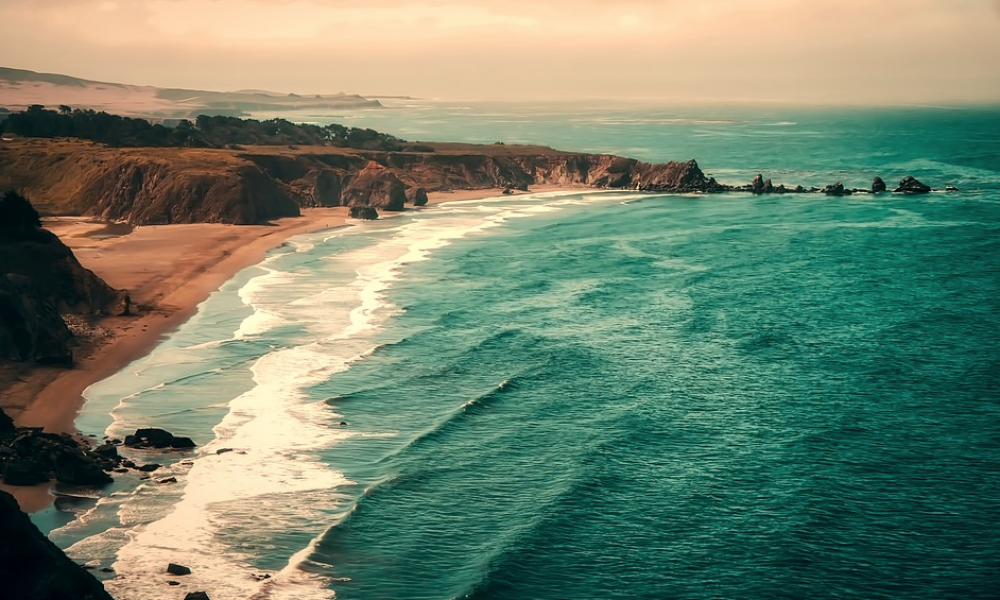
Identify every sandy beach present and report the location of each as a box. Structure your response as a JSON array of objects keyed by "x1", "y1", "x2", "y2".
[{"x1": 1, "y1": 186, "x2": 574, "y2": 511}]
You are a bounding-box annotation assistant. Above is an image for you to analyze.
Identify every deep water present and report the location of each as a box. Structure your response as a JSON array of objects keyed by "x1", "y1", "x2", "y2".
[{"x1": 53, "y1": 102, "x2": 1000, "y2": 600}]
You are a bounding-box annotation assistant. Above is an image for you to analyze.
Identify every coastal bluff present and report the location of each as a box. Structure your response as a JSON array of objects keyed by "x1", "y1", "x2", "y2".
[{"x1": 0, "y1": 138, "x2": 720, "y2": 225}]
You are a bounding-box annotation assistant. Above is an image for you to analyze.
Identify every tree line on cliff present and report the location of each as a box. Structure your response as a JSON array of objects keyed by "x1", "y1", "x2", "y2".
[{"x1": 0, "y1": 105, "x2": 405, "y2": 150}]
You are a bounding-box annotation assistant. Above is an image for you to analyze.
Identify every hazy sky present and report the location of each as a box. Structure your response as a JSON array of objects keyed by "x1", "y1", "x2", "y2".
[{"x1": 3, "y1": 0, "x2": 999, "y2": 103}]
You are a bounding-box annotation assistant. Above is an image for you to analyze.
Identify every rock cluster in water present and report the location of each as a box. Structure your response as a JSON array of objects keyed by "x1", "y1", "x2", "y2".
[
  {"x1": 0, "y1": 420, "x2": 197, "y2": 487},
  {"x1": 737, "y1": 173, "x2": 938, "y2": 196}
]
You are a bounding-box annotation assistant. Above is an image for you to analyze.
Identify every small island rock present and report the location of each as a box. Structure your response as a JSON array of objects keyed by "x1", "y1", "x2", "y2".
[{"x1": 894, "y1": 176, "x2": 931, "y2": 194}]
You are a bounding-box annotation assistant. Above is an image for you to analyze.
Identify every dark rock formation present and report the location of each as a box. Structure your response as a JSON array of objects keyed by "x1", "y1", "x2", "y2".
[
  {"x1": 167, "y1": 563, "x2": 192, "y2": 576},
  {"x1": 0, "y1": 488, "x2": 113, "y2": 599},
  {"x1": 185, "y1": 592, "x2": 211, "y2": 600},
  {"x1": 349, "y1": 206, "x2": 379, "y2": 220},
  {"x1": 1, "y1": 424, "x2": 120, "y2": 486},
  {"x1": 751, "y1": 174, "x2": 765, "y2": 194},
  {"x1": 406, "y1": 186, "x2": 429, "y2": 206},
  {"x1": 823, "y1": 182, "x2": 848, "y2": 196},
  {"x1": 0, "y1": 405, "x2": 13, "y2": 435},
  {"x1": 0, "y1": 219, "x2": 120, "y2": 364},
  {"x1": 894, "y1": 176, "x2": 931, "y2": 194},
  {"x1": 945, "y1": 185, "x2": 959, "y2": 192},
  {"x1": 872, "y1": 177, "x2": 887, "y2": 193},
  {"x1": 124, "y1": 428, "x2": 196, "y2": 449},
  {"x1": 342, "y1": 161, "x2": 407, "y2": 211}
]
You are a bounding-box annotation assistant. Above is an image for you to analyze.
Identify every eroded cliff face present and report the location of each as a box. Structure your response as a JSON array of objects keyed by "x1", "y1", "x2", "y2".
[
  {"x1": 0, "y1": 139, "x2": 719, "y2": 225},
  {"x1": 81, "y1": 158, "x2": 301, "y2": 225}
]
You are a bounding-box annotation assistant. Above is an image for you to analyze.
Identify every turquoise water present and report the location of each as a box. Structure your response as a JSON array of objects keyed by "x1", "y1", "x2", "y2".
[{"x1": 54, "y1": 103, "x2": 1000, "y2": 600}]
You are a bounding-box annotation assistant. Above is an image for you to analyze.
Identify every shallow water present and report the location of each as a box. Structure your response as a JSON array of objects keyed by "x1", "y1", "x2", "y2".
[{"x1": 53, "y1": 102, "x2": 1000, "y2": 600}]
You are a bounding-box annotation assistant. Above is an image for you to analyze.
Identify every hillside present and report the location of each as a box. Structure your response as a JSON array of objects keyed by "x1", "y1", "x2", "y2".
[{"x1": 0, "y1": 66, "x2": 380, "y2": 118}]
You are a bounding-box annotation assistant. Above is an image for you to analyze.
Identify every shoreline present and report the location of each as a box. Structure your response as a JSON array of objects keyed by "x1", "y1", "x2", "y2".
[{"x1": 1, "y1": 185, "x2": 576, "y2": 512}]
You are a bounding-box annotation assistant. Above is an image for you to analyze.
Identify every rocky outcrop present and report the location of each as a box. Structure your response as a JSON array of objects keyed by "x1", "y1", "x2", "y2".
[
  {"x1": 1, "y1": 425, "x2": 118, "y2": 486},
  {"x1": 894, "y1": 175, "x2": 931, "y2": 194},
  {"x1": 823, "y1": 182, "x2": 849, "y2": 196},
  {"x1": 0, "y1": 227, "x2": 120, "y2": 364},
  {"x1": 349, "y1": 206, "x2": 379, "y2": 220},
  {"x1": 0, "y1": 489, "x2": 113, "y2": 600},
  {"x1": 123, "y1": 427, "x2": 197, "y2": 449},
  {"x1": 407, "y1": 186, "x2": 429, "y2": 206},
  {"x1": 342, "y1": 161, "x2": 407, "y2": 210},
  {"x1": 872, "y1": 177, "x2": 887, "y2": 193}
]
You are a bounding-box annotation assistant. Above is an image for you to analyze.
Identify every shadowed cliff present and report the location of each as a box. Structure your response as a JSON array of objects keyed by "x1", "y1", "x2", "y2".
[{"x1": 0, "y1": 191, "x2": 121, "y2": 364}]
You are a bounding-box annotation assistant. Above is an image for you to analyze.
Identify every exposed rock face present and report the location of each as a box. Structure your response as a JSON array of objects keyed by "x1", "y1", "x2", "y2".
[
  {"x1": 872, "y1": 177, "x2": 887, "y2": 193},
  {"x1": 0, "y1": 274, "x2": 72, "y2": 365},
  {"x1": 82, "y1": 159, "x2": 301, "y2": 224},
  {"x1": 0, "y1": 489, "x2": 114, "y2": 599},
  {"x1": 894, "y1": 175, "x2": 931, "y2": 194}
]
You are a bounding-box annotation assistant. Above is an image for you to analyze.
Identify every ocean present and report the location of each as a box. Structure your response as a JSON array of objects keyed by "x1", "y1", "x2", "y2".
[{"x1": 45, "y1": 101, "x2": 1000, "y2": 600}]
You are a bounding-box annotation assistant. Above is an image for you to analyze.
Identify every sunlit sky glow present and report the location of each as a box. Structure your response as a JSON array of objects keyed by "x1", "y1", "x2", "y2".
[{"x1": 2, "y1": 0, "x2": 999, "y2": 103}]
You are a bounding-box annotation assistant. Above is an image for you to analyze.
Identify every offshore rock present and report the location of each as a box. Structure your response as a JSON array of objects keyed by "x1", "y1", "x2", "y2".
[
  {"x1": 894, "y1": 175, "x2": 931, "y2": 194},
  {"x1": 0, "y1": 489, "x2": 114, "y2": 599},
  {"x1": 823, "y1": 182, "x2": 847, "y2": 196},
  {"x1": 751, "y1": 174, "x2": 765, "y2": 194},
  {"x1": 872, "y1": 177, "x2": 887, "y2": 193},
  {"x1": 125, "y1": 428, "x2": 196, "y2": 449}
]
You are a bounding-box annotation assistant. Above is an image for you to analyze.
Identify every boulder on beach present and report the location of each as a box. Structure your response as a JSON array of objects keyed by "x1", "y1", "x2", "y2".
[
  {"x1": 894, "y1": 175, "x2": 931, "y2": 194},
  {"x1": 184, "y1": 592, "x2": 211, "y2": 600},
  {"x1": 349, "y1": 206, "x2": 379, "y2": 220}
]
